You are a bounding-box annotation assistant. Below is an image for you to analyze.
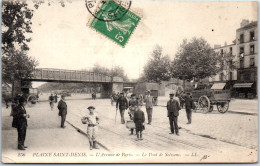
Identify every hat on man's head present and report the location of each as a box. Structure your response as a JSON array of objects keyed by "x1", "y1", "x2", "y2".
[
  {"x1": 87, "y1": 106, "x2": 95, "y2": 110},
  {"x1": 19, "y1": 97, "x2": 26, "y2": 104},
  {"x1": 120, "y1": 92, "x2": 124, "y2": 95},
  {"x1": 169, "y1": 93, "x2": 175, "y2": 96}
]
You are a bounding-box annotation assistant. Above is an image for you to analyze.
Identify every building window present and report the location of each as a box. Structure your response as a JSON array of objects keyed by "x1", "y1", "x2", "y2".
[
  {"x1": 250, "y1": 31, "x2": 255, "y2": 41},
  {"x1": 229, "y1": 72, "x2": 233, "y2": 80},
  {"x1": 219, "y1": 73, "x2": 224, "y2": 81},
  {"x1": 240, "y1": 47, "x2": 244, "y2": 56},
  {"x1": 250, "y1": 45, "x2": 255, "y2": 54},
  {"x1": 240, "y1": 58, "x2": 244, "y2": 68},
  {"x1": 229, "y1": 47, "x2": 233, "y2": 55},
  {"x1": 240, "y1": 34, "x2": 244, "y2": 43},
  {"x1": 250, "y1": 57, "x2": 255, "y2": 67}
]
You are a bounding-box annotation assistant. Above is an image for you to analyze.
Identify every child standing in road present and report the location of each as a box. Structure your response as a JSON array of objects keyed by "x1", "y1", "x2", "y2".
[
  {"x1": 81, "y1": 106, "x2": 99, "y2": 150},
  {"x1": 134, "y1": 106, "x2": 145, "y2": 141}
]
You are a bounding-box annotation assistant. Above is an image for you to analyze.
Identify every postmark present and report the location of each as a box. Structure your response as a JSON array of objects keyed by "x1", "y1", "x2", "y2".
[
  {"x1": 85, "y1": 0, "x2": 132, "y2": 22},
  {"x1": 87, "y1": 0, "x2": 141, "y2": 47}
]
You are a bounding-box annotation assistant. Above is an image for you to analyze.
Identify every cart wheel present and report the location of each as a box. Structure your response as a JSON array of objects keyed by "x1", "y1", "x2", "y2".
[
  {"x1": 198, "y1": 95, "x2": 210, "y2": 113},
  {"x1": 217, "y1": 102, "x2": 229, "y2": 113}
]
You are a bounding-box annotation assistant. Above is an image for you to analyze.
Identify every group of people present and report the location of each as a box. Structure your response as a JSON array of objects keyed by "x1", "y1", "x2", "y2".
[
  {"x1": 10, "y1": 90, "x2": 195, "y2": 151},
  {"x1": 111, "y1": 91, "x2": 144, "y2": 106},
  {"x1": 115, "y1": 90, "x2": 195, "y2": 137},
  {"x1": 115, "y1": 90, "x2": 154, "y2": 140}
]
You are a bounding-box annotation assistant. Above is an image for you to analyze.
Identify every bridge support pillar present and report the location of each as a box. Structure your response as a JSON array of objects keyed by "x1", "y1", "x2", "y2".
[
  {"x1": 100, "y1": 83, "x2": 112, "y2": 98},
  {"x1": 100, "y1": 82, "x2": 123, "y2": 98},
  {"x1": 112, "y1": 82, "x2": 123, "y2": 93}
]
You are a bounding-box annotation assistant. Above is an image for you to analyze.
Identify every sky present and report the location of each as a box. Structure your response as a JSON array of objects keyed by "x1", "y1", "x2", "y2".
[{"x1": 28, "y1": 1, "x2": 257, "y2": 87}]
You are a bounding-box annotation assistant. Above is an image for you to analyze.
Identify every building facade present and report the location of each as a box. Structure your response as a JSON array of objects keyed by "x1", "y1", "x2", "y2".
[
  {"x1": 211, "y1": 20, "x2": 257, "y2": 98},
  {"x1": 210, "y1": 44, "x2": 238, "y2": 83},
  {"x1": 235, "y1": 20, "x2": 258, "y2": 98}
]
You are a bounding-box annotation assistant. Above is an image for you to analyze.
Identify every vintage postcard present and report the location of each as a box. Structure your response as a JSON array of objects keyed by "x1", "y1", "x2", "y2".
[{"x1": 1, "y1": 0, "x2": 258, "y2": 163}]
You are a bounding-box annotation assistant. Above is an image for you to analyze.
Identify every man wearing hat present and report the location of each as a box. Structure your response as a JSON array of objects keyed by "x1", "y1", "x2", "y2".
[
  {"x1": 167, "y1": 93, "x2": 181, "y2": 135},
  {"x1": 145, "y1": 90, "x2": 153, "y2": 125},
  {"x1": 12, "y1": 97, "x2": 29, "y2": 150},
  {"x1": 57, "y1": 95, "x2": 67, "y2": 128},
  {"x1": 185, "y1": 92, "x2": 195, "y2": 124},
  {"x1": 81, "y1": 106, "x2": 99, "y2": 150},
  {"x1": 116, "y1": 92, "x2": 129, "y2": 124}
]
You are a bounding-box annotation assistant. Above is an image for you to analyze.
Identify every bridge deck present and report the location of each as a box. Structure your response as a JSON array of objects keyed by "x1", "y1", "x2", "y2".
[{"x1": 31, "y1": 68, "x2": 113, "y2": 83}]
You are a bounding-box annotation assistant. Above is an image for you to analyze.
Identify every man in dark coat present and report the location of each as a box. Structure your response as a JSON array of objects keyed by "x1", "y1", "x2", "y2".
[
  {"x1": 116, "y1": 92, "x2": 128, "y2": 124},
  {"x1": 167, "y1": 93, "x2": 181, "y2": 136},
  {"x1": 134, "y1": 107, "x2": 145, "y2": 141},
  {"x1": 185, "y1": 92, "x2": 195, "y2": 124},
  {"x1": 12, "y1": 97, "x2": 29, "y2": 150},
  {"x1": 57, "y1": 95, "x2": 67, "y2": 128}
]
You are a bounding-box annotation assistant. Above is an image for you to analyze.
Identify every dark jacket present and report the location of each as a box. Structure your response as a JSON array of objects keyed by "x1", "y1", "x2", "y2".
[
  {"x1": 134, "y1": 109, "x2": 145, "y2": 123},
  {"x1": 57, "y1": 100, "x2": 67, "y2": 116},
  {"x1": 167, "y1": 99, "x2": 181, "y2": 117},
  {"x1": 185, "y1": 95, "x2": 195, "y2": 110},
  {"x1": 116, "y1": 96, "x2": 128, "y2": 110},
  {"x1": 49, "y1": 96, "x2": 54, "y2": 102},
  {"x1": 12, "y1": 104, "x2": 27, "y2": 128}
]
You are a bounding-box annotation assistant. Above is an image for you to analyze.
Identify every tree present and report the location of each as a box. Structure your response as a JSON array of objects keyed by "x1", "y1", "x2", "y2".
[
  {"x1": 2, "y1": 0, "x2": 34, "y2": 52},
  {"x1": 143, "y1": 45, "x2": 171, "y2": 82},
  {"x1": 2, "y1": 48, "x2": 38, "y2": 85},
  {"x1": 92, "y1": 63, "x2": 129, "y2": 81},
  {"x1": 171, "y1": 37, "x2": 221, "y2": 82},
  {"x1": 2, "y1": 0, "x2": 70, "y2": 53}
]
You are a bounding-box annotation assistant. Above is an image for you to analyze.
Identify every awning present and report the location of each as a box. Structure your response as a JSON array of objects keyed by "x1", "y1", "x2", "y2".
[
  {"x1": 211, "y1": 83, "x2": 226, "y2": 90},
  {"x1": 233, "y1": 83, "x2": 253, "y2": 88}
]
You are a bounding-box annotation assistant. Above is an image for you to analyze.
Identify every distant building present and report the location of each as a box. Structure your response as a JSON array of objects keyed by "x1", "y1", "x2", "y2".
[{"x1": 212, "y1": 19, "x2": 258, "y2": 98}]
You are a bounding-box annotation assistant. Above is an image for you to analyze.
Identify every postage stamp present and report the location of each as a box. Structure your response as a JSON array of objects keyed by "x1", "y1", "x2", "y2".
[{"x1": 87, "y1": 0, "x2": 141, "y2": 47}]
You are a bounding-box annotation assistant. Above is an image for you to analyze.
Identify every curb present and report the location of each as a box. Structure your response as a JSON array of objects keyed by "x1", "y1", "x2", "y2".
[{"x1": 66, "y1": 120, "x2": 111, "y2": 152}]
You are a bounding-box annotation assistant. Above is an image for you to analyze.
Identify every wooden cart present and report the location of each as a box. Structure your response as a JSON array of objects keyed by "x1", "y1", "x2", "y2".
[{"x1": 191, "y1": 89, "x2": 231, "y2": 113}]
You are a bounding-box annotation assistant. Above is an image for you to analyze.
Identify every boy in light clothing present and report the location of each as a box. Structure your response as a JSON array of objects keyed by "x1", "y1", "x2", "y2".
[{"x1": 81, "y1": 106, "x2": 99, "y2": 150}]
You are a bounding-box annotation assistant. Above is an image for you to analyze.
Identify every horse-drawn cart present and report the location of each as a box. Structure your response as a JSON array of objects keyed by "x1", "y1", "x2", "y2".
[{"x1": 192, "y1": 83, "x2": 231, "y2": 113}]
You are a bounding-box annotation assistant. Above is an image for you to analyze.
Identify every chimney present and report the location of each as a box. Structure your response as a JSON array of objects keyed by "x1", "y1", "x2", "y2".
[
  {"x1": 224, "y1": 42, "x2": 227, "y2": 46},
  {"x1": 240, "y1": 19, "x2": 250, "y2": 28}
]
